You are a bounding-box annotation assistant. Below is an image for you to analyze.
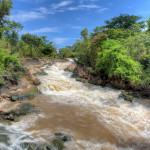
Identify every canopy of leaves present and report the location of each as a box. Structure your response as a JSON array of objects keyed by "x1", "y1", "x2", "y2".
[
  {"x1": 0, "y1": 0, "x2": 13, "y2": 25},
  {"x1": 81, "y1": 28, "x2": 89, "y2": 40},
  {"x1": 0, "y1": 48, "x2": 22, "y2": 85},
  {"x1": 59, "y1": 47, "x2": 73, "y2": 58},
  {"x1": 90, "y1": 26, "x2": 105, "y2": 38},
  {"x1": 122, "y1": 33, "x2": 150, "y2": 63},
  {"x1": 73, "y1": 40, "x2": 91, "y2": 66},
  {"x1": 21, "y1": 33, "x2": 56, "y2": 57},
  {"x1": 96, "y1": 43, "x2": 142, "y2": 83},
  {"x1": 107, "y1": 28, "x2": 132, "y2": 40},
  {"x1": 0, "y1": 0, "x2": 13, "y2": 39},
  {"x1": 105, "y1": 14, "x2": 144, "y2": 30}
]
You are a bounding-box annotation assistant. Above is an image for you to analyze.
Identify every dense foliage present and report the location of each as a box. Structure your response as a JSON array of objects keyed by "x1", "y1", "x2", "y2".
[
  {"x1": 0, "y1": 48, "x2": 23, "y2": 85},
  {"x1": 96, "y1": 42, "x2": 142, "y2": 83},
  {"x1": 68, "y1": 14, "x2": 150, "y2": 86},
  {"x1": 0, "y1": 0, "x2": 150, "y2": 88},
  {"x1": 0, "y1": 0, "x2": 57, "y2": 86}
]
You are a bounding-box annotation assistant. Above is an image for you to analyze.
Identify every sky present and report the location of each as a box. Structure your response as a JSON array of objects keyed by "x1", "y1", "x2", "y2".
[{"x1": 10, "y1": 0, "x2": 150, "y2": 49}]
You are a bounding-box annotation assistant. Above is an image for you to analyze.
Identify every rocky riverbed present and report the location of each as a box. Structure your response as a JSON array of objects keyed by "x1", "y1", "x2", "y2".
[
  {"x1": 0, "y1": 59, "x2": 150, "y2": 150},
  {"x1": 0, "y1": 58, "x2": 51, "y2": 122}
]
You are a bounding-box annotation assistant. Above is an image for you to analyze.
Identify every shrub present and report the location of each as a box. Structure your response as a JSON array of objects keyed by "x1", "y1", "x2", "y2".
[
  {"x1": 122, "y1": 33, "x2": 150, "y2": 62},
  {"x1": 74, "y1": 40, "x2": 91, "y2": 66},
  {"x1": 96, "y1": 44, "x2": 142, "y2": 83},
  {"x1": 2, "y1": 55, "x2": 19, "y2": 68}
]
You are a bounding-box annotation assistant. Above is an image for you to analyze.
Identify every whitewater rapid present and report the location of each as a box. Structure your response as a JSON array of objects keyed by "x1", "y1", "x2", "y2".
[{"x1": 0, "y1": 60, "x2": 150, "y2": 150}]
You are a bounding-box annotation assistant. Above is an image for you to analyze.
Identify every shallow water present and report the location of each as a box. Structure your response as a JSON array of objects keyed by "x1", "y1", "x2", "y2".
[{"x1": 0, "y1": 61, "x2": 150, "y2": 150}]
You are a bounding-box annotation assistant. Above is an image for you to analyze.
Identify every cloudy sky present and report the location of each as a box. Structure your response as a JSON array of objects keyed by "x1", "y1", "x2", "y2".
[{"x1": 11, "y1": 0, "x2": 150, "y2": 49}]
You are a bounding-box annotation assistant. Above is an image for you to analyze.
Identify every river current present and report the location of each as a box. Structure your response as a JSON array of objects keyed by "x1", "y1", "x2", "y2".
[{"x1": 0, "y1": 60, "x2": 150, "y2": 150}]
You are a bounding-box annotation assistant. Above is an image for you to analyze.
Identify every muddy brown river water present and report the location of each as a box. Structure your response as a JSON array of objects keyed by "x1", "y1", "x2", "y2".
[{"x1": 0, "y1": 61, "x2": 150, "y2": 150}]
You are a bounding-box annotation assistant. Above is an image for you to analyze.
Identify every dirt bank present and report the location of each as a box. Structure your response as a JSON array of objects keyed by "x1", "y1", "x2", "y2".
[
  {"x1": 66, "y1": 63, "x2": 150, "y2": 99},
  {"x1": 0, "y1": 58, "x2": 51, "y2": 119}
]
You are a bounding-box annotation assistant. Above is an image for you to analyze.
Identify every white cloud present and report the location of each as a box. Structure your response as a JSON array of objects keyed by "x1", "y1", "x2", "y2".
[
  {"x1": 36, "y1": 7, "x2": 55, "y2": 15},
  {"x1": 30, "y1": 27, "x2": 60, "y2": 34},
  {"x1": 11, "y1": 0, "x2": 106, "y2": 23},
  {"x1": 10, "y1": 11, "x2": 45, "y2": 22},
  {"x1": 52, "y1": 1, "x2": 73, "y2": 9},
  {"x1": 68, "y1": 4, "x2": 99, "y2": 11},
  {"x1": 79, "y1": 4, "x2": 99, "y2": 9},
  {"x1": 51, "y1": 1, "x2": 99, "y2": 13},
  {"x1": 97, "y1": 8, "x2": 108, "y2": 13},
  {"x1": 53, "y1": 38, "x2": 70, "y2": 45}
]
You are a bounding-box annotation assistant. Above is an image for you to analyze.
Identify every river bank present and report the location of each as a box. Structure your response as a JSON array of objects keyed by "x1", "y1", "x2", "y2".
[
  {"x1": 0, "y1": 58, "x2": 51, "y2": 121},
  {"x1": 66, "y1": 63, "x2": 150, "y2": 99}
]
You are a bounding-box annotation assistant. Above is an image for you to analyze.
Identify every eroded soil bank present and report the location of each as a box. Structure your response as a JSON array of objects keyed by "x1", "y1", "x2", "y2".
[
  {"x1": 0, "y1": 58, "x2": 51, "y2": 121},
  {"x1": 66, "y1": 63, "x2": 150, "y2": 99}
]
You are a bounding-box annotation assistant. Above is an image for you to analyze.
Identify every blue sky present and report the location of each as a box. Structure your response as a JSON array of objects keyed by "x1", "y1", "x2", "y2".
[{"x1": 10, "y1": 0, "x2": 150, "y2": 49}]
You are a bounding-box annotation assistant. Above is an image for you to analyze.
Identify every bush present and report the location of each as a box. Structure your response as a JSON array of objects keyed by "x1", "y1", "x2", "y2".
[
  {"x1": 107, "y1": 28, "x2": 131, "y2": 40},
  {"x1": 74, "y1": 40, "x2": 91, "y2": 66},
  {"x1": 0, "y1": 48, "x2": 23, "y2": 85},
  {"x1": 2, "y1": 55, "x2": 19, "y2": 68},
  {"x1": 122, "y1": 33, "x2": 150, "y2": 62},
  {"x1": 96, "y1": 44, "x2": 142, "y2": 83}
]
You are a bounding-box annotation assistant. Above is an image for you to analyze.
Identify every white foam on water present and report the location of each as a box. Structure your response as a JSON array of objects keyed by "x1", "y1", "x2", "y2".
[
  {"x1": 64, "y1": 140, "x2": 134, "y2": 150},
  {"x1": 0, "y1": 60, "x2": 150, "y2": 150},
  {"x1": 37, "y1": 61, "x2": 150, "y2": 149},
  {"x1": 0, "y1": 122, "x2": 38, "y2": 150}
]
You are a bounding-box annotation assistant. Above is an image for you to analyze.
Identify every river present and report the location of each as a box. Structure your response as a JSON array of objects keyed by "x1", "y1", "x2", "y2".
[{"x1": 0, "y1": 60, "x2": 150, "y2": 150}]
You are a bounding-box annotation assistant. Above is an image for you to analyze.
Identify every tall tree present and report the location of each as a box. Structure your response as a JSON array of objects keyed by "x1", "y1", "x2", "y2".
[
  {"x1": 4, "y1": 21, "x2": 23, "y2": 46},
  {"x1": 21, "y1": 33, "x2": 56, "y2": 57},
  {"x1": 105, "y1": 14, "x2": 144, "y2": 30},
  {"x1": 81, "y1": 28, "x2": 89, "y2": 40},
  {"x1": 90, "y1": 26, "x2": 105, "y2": 38},
  {"x1": 0, "y1": 0, "x2": 13, "y2": 38}
]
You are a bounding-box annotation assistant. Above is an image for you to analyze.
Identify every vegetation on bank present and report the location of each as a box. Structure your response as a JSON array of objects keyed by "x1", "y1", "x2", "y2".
[
  {"x1": 0, "y1": 0, "x2": 150, "y2": 90},
  {"x1": 0, "y1": 0, "x2": 57, "y2": 85},
  {"x1": 60, "y1": 14, "x2": 150, "y2": 87}
]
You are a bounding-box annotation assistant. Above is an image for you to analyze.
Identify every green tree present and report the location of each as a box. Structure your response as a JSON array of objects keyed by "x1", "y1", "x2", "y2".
[
  {"x1": 90, "y1": 33, "x2": 108, "y2": 67},
  {"x1": 122, "y1": 33, "x2": 150, "y2": 66},
  {"x1": 42, "y1": 42, "x2": 56, "y2": 56},
  {"x1": 21, "y1": 33, "x2": 43, "y2": 57},
  {"x1": 107, "y1": 28, "x2": 131, "y2": 40},
  {"x1": 90, "y1": 26, "x2": 105, "y2": 38},
  {"x1": 12, "y1": 40, "x2": 30, "y2": 56},
  {"x1": 21, "y1": 33, "x2": 35, "y2": 57},
  {"x1": 105, "y1": 14, "x2": 144, "y2": 30},
  {"x1": 0, "y1": 0, "x2": 13, "y2": 38},
  {"x1": 81, "y1": 28, "x2": 89, "y2": 40},
  {"x1": 59, "y1": 47, "x2": 73, "y2": 58},
  {"x1": 21, "y1": 33, "x2": 56, "y2": 57},
  {"x1": 4, "y1": 21, "x2": 23, "y2": 46},
  {"x1": 74, "y1": 39, "x2": 91, "y2": 66},
  {"x1": 96, "y1": 42, "x2": 142, "y2": 83}
]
